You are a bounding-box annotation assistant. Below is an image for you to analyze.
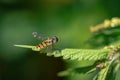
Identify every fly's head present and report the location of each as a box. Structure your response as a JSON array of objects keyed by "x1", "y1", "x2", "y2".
[{"x1": 52, "y1": 36, "x2": 59, "y2": 43}]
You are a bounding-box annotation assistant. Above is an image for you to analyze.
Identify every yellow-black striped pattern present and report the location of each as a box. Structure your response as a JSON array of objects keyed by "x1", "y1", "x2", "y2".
[
  {"x1": 36, "y1": 40, "x2": 52, "y2": 49},
  {"x1": 35, "y1": 36, "x2": 58, "y2": 50}
]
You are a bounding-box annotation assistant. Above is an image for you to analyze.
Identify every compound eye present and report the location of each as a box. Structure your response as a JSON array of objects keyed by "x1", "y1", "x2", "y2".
[
  {"x1": 53, "y1": 39, "x2": 56, "y2": 43},
  {"x1": 55, "y1": 36, "x2": 58, "y2": 42},
  {"x1": 53, "y1": 36, "x2": 58, "y2": 43}
]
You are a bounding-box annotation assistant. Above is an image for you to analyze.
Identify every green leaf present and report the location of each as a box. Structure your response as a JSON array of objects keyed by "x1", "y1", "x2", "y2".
[
  {"x1": 14, "y1": 44, "x2": 41, "y2": 51},
  {"x1": 114, "y1": 63, "x2": 120, "y2": 80},
  {"x1": 97, "y1": 62, "x2": 110, "y2": 80},
  {"x1": 58, "y1": 67, "x2": 96, "y2": 77},
  {"x1": 14, "y1": 44, "x2": 34, "y2": 48},
  {"x1": 58, "y1": 69, "x2": 74, "y2": 77},
  {"x1": 113, "y1": 62, "x2": 120, "y2": 75},
  {"x1": 51, "y1": 49, "x2": 110, "y2": 61},
  {"x1": 58, "y1": 62, "x2": 101, "y2": 77},
  {"x1": 14, "y1": 44, "x2": 110, "y2": 61},
  {"x1": 111, "y1": 40, "x2": 120, "y2": 46},
  {"x1": 97, "y1": 53, "x2": 119, "y2": 80}
]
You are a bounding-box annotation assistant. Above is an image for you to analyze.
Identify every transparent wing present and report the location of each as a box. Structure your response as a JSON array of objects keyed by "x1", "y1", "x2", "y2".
[
  {"x1": 32, "y1": 32, "x2": 38, "y2": 38},
  {"x1": 32, "y1": 32, "x2": 48, "y2": 40}
]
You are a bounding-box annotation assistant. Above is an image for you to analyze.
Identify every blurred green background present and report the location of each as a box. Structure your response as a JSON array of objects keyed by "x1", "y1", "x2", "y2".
[{"x1": 0, "y1": 0, "x2": 120, "y2": 80}]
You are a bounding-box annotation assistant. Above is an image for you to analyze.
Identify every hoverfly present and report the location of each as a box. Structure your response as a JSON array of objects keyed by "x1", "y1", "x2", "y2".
[{"x1": 32, "y1": 32, "x2": 58, "y2": 51}]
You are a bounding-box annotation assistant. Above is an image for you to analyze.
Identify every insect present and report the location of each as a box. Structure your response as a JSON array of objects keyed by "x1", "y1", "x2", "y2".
[{"x1": 32, "y1": 32, "x2": 58, "y2": 51}]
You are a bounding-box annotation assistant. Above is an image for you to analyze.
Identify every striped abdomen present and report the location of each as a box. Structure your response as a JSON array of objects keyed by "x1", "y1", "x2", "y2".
[{"x1": 36, "y1": 40, "x2": 52, "y2": 49}]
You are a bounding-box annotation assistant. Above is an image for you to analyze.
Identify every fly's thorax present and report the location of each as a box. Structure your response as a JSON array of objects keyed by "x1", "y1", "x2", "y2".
[{"x1": 44, "y1": 39, "x2": 52, "y2": 46}]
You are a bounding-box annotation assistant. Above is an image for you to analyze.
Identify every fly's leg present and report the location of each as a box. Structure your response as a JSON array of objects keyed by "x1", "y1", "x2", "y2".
[{"x1": 46, "y1": 45, "x2": 54, "y2": 56}]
